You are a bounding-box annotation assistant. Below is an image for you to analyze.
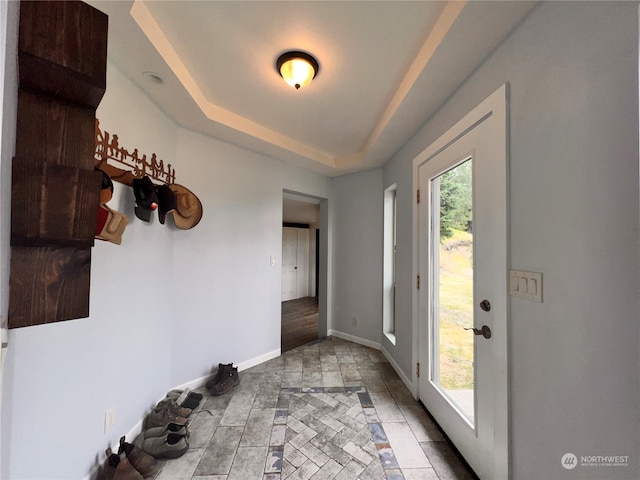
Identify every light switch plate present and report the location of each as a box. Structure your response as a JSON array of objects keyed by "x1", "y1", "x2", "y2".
[
  {"x1": 104, "y1": 405, "x2": 116, "y2": 433},
  {"x1": 509, "y1": 270, "x2": 542, "y2": 302}
]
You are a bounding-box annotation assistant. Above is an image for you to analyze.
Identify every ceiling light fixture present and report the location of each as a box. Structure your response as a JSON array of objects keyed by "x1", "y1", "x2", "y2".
[{"x1": 276, "y1": 51, "x2": 319, "y2": 90}]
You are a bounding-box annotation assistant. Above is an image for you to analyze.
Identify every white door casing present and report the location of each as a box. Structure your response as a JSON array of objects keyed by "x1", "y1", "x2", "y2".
[
  {"x1": 414, "y1": 85, "x2": 509, "y2": 479},
  {"x1": 295, "y1": 228, "x2": 310, "y2": 299}
]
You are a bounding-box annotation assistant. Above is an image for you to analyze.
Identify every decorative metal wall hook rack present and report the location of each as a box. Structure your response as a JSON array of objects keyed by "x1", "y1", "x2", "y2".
[{"x1": 94, "y1": 119, "x2": 176, "y2": 186}]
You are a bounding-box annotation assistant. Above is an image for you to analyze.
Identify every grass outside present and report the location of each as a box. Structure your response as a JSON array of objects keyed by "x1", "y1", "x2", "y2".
[{"x1": 438, "y1": 229, "x2": 474, "y2": 390}]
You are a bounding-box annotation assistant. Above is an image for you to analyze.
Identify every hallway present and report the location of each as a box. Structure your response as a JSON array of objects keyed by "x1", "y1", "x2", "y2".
[{"x1": 281, "y1": 297, "x2": 319, "y2": 353}]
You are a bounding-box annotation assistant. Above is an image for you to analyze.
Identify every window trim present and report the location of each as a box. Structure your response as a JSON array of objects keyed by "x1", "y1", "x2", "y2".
[{"x1": 383, "y1": 184, "x2": 397, "y2": 344}]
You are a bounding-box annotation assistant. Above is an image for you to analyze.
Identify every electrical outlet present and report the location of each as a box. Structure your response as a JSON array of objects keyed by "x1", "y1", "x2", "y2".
[
  {"x1": 104, "y1": 405, "x2": 116, "y2": 433},
  {"x1": 351, "y1": 317, "x2": 358, "y2": 327}
]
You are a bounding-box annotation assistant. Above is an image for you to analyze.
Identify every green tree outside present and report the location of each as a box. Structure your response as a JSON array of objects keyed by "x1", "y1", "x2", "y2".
[{"x1": 439, "y1": 160, "x2": 472, "y2": 240}]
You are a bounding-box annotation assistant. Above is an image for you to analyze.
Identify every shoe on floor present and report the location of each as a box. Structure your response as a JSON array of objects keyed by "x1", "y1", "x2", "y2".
[
  {"x1": 206, "y1": 363, "x2": 233, "y2": 389},
  {"x1": 209, "y1": 366, "x2": 240, "y2": 396},
  {"x1": 102, "y1": 448, "x2": 121, "y2": 480},
  {"x1": 118, "y1": 436, "x2": 159, "y2": 478},
  {"x1": 103, "y1": 451, "x2": 143, "y2": 480},
  {"x1": 167, "y1": 388, "x2": 204, "y2": 408},
  {"x1": 145, "y1": 406, "x2": 188, "y2": 429},
  {"x1": 155, "y1": 398, "x2": 192, "y2": 418},
  {"x1": 144, "y1": 422, "x2": 189, "y2": 439},
  {"x1": 142, "y1": 432, "x2": 189, "y2": 459}
]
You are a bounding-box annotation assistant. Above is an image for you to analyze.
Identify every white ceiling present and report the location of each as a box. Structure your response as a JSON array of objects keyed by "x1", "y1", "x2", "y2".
[{"x1": 89, "y1": 0, "x2": 537, "y2": 177}]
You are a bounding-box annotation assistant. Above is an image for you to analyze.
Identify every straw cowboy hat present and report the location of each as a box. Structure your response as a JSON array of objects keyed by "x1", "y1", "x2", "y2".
[{"x1": 165, "y1": 184, "x2": 203, "y2": 230}]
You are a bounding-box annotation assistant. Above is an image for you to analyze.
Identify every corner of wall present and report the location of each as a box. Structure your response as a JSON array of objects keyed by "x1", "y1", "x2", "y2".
[{"x1": 0, "y1": 1, "x2": 19, "y2": 477}]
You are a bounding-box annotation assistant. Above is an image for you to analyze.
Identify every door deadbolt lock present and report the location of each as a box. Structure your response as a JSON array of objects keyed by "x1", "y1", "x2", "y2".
[
  {"x1": 479, "y1": 299, "x2": 491, "y2": 312},
  {"x1": 464, "y1": 325, "x2": 492, "y2": 339}
]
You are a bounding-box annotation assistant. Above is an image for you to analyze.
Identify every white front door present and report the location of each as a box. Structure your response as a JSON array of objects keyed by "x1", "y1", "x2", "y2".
[{"x1": 416, "y1": 86, "x2": 508, "y2": 479}]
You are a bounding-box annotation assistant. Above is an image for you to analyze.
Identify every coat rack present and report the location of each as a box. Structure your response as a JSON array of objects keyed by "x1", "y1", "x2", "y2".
[{"x1": 94, "y1": 119, "x2": 177, "y2": 186}]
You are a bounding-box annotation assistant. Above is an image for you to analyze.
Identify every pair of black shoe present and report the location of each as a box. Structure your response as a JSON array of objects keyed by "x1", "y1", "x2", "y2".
[{"x1": 205, "y1": 363, "x2": 240, "y2": 395}]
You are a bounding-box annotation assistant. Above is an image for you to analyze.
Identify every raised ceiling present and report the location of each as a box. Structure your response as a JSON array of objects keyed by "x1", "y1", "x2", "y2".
[{"x1": 89, "y1": 0, "x2": 537, "y2": 177}]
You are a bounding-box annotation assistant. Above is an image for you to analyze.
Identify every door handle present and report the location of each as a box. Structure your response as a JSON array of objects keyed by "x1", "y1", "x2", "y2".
[{"x1": 464, "y1": 325, "x2": 492, "y2": 339}]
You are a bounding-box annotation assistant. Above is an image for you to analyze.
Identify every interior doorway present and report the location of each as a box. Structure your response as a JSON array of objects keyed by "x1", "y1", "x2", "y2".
[{"x1": 282, "y1": 192, "x2": 323, "y2": 352}]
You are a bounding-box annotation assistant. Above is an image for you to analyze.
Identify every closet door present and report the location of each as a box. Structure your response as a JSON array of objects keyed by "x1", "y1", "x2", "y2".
[{"x1": 282, "y1": 227, "x2": 310, "y2": 301}]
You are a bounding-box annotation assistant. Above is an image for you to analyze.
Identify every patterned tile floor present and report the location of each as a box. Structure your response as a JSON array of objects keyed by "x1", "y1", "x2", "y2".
[{"x1": 141, "y1": 336, "x2": 477, "y2": 480}]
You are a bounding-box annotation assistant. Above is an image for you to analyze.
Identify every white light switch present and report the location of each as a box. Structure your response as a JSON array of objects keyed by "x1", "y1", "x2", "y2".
[
  {"x1": 509, "y1": 270, "x2": 542, "y2": 302},
  {"x1": 270, "y1": 255, "x2": 276, "y2": 266},
  {"x1": 510, "y1": 271, "x2": 519, "y2": 292},
  {"x1": 518, "y1": 276, "x2": 528, "y2": 293}
]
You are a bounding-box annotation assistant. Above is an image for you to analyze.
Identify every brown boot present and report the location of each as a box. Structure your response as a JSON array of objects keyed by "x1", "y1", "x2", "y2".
[
  {"x1": 102, "y1": 448, "x2": 120, "y2": 480},
  {"x1": 155, "y1": 399, "x2": 192, "y2": 418},
  {"x1": 113, "y1": 455, "x2": 143, "y2": 480},
  {"x1": 118, "y1": 436, "x2": 160, "y2": 478},
  {"x1": 206, "y1": 363, "x2": 233, "y2": 389},
  {"x1": 145, "y1": 406, "x2": 188, "y2": 429},
  {"x1": 209, "y1": 366, "x2": 240, "y2": 396}
]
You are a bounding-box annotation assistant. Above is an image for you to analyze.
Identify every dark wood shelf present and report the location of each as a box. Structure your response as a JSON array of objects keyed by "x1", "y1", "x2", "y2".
[{"x1": 8, "y1": 1, "x2": 108, "y2": 328}]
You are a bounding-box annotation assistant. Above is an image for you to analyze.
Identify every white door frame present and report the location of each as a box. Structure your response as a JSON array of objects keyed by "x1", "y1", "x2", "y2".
[
  {"x1": 411, "y1": 84, "x2": 510, "y2": 478},
  {"x1": 281, "y1": 190, "x2": 330, "y2": 339}
]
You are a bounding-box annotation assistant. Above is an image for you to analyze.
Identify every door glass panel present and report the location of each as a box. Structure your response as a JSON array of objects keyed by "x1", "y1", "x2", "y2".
[{"x1": 430, "y1": 158, "x2": 474, "y2": 424}]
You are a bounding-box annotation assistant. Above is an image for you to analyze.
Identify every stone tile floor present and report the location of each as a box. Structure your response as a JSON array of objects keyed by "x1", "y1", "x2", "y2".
[{"x1": 141, "y1": 336, "x2": 477, "y2": 480}]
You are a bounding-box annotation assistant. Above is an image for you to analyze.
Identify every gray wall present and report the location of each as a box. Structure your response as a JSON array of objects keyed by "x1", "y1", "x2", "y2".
[
  {"x1": 169, "y1": 127, "x2": 333, "y2": 385},
  {"x1": 331, "y1": 169, "x2": 384, "y2": 343},
  {"x1": 383, "y1": 2, "x2": 639, "y2": 479}
]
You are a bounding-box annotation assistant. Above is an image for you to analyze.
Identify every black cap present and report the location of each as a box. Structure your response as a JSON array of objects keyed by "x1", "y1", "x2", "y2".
[
  {"x1": 132, "y1": 176, "x2": 158, "y2": 222},
  {"x1": 156, "y1": 184, "x2": 177, "y2": 225}
]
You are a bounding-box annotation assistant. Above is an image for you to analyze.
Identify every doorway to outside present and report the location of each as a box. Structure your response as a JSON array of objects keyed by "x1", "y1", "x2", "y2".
[
  {"x1": 415, "y1": 85, "x2": 508, "y2": 479},
  {"x1": 282, "y1": 192, "x2": 322, "y2": 352}
]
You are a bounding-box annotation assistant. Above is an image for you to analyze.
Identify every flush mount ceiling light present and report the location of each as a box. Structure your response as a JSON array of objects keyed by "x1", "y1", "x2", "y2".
[{"x1": 276, "y1": 51, "x2": 319, "y2": 90}]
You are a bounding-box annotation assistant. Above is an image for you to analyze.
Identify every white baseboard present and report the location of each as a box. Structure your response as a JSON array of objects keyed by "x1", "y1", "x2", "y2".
[
  {"x1": 328, "y1": 330, "x2": 416, "y2": 398},
  {"x1": 380, "y1": 344, "x2": 417, "y2": 399},
  {"x1": 168, "y1": 374, "x2": 211, "y2": 395},
  {"x1": 327, "y1": 330, "x2": 418, "y2": 400},
  {"x1": 327, "y1": 329, "x2": 381, "y2": 350},
  {"x1": 237, "y1": 348, "x2": 281, "y2": 372}
]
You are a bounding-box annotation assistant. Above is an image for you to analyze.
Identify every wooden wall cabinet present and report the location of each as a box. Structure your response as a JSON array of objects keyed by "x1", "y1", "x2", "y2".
[
  {"x1": 11, "y1": 160, "x2": 101, "y2": 248},
  {"x1": 17, "y1": 0, "x2": 107, "y2": 109},
  {"x1": 8, "y1": 1, "x2": 108, "y2": 328}
]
